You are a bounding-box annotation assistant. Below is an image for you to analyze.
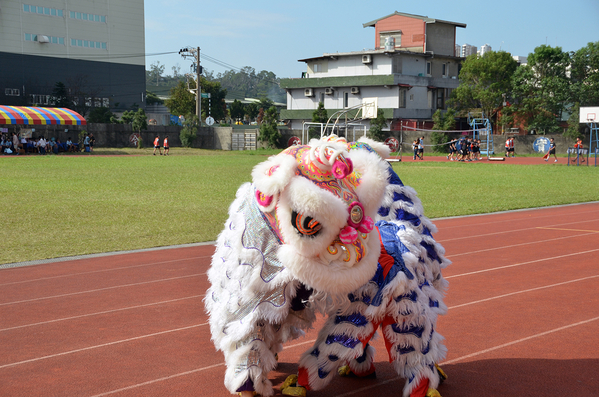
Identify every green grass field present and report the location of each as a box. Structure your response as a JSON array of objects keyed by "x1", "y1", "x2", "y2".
[{"x1": 1, "y1": 148, "x2": 597, "y2": 264}]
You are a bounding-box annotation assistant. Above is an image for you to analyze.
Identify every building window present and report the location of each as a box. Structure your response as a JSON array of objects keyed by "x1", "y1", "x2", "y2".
[
  {"x1": 320, "y1": 93, "x2": 325, "y2": 104},
  {"x1": 399, "y1": 89, "x2": 406, "y2": 108},
  {"x1": 5, "y1": 88, "x2": 20, "y2": 96},
  {"x1": 436, "y1": 89, "x2": 444, "y2": 109},
  {"x1": 313, "y1": 63, "x2": 322, "y2": 73},
  {"x1": 23, "y1": 4, "x2": 63, "y2": 17},
  {"x1": 343, "y1": 92, "x2": 349, "y2": 108},
  {"x1": 426, "y1": 62, "x2": 431, "y2": 76},
  {"x1": 71, "y1": 38, "x2": 106, "y2": 49},
  {"x1": 379, "y1": 31, "x2": 402, "y2": 49},
  {"x1": 30, "y1": 94, "x2": 51, "y2": 105},
  {"x1": 442, "y1": 63, "x2": 449, "y2": 77},
  {"x1": 69, "y1": 11, "x2": 106, "y2": 22},
  {"x1": 25, "y1": 33, "x2": 64, "y2": 45}
]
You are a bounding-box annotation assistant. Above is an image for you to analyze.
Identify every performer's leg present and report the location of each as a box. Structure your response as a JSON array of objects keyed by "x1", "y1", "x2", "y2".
[{"x1": 292, "y1": 309, "x2": 379, "y2": 392}]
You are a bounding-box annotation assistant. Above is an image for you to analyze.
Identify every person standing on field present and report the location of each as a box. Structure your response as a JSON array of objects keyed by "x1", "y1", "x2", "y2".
[
  {"x1": 163, "y1": 135, "x2": 170, "y2": 156},
  {"x1": 543, "y1": 138, "x2": 558, "y2": 162},
  {"x1": 153, "y1": 135, "x2": 162, "y2": 155}
]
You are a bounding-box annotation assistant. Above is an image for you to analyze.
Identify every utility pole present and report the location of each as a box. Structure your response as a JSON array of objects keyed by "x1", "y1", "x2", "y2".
[{"x1": 179, "y1": 47, "x2": 202, "y2": 122}]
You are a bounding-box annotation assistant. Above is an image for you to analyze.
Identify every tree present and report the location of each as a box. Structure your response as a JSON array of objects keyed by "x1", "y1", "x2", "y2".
[
  {"x1": 147, "y1": 62, "x2": 166, "y2": 86},
  {"x1": 215, "y1": 67, "x2": 286, "y2": 103},
  {"x1": 259, "y1": 106, "x2": 280, "y2": 148},
  {"x1": 450, "y1": 51, "x2": 518, "y2": 117},
  {"x1": 121, "y1": 111, "x2": 135, "y2": 124},
  {"x1": 245, "y1": 102, "x2": 259, "y2": 121},
  {"x1": 131, "y1": 108, "x2": 148, "y2": 133},
  {"x1": 511, "y1": 45, "x2": 570, "y2": 134},
  {"x1": 146, "y1": 91, "x2": 164, "y2": 105},
  {"x1": 570, "y1": 41, "x2": 599, "y2": 107},
  {"x1": 229, "y1": 99, "x2": 245, "y2": 121},
  {"x1": 309, "y1": 101, "x2": 328, "y2": 139},
  {"x1": 431, "y1": 108, "x2": 457, "y2": 152},
  {"x1": 51, "y1": 82, "x2": 71, "y2": 108},
  {"x1": 180, "y1": 114, "x2": 199, "y2": 147},
  {"x1": 165, "y1": 81, "x2": 195, "y2": 117},
  {"x1": 367, "y1": 109, "x2": 387, "y2": 142},
  {"x1": 201, "y1": 77, "x2": 228, "y2": 121},
  {"x1": 565, "y1": 102, "x2": 584, "y2": 140},
  {"x1": 87, "y1": 107, "x2": 114, "y2": 123}
]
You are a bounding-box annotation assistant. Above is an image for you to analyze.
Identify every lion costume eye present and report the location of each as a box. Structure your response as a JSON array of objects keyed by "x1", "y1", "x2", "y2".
[{"x1": 291, "y1": 211, "x2": 322, "y2": 237}]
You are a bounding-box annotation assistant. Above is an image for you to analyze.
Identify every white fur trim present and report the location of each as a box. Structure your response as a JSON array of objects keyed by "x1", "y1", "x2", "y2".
[
  {"x1": 252, "y1": 154, "x2": 297, "y2": 197},
  {"x1": 358, "y1": 136, "x2": 391, "y2": 159}
]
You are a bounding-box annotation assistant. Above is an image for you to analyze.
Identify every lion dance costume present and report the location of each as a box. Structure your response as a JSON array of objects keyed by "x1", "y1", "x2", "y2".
[{"x1": 206, "y1": 137, "x2": 449, "y2": 397}]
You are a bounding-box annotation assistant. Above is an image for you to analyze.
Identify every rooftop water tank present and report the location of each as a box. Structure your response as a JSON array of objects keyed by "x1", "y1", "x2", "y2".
[{"x1": 384, "y1": 37, "x2": 395, "y2": 51}]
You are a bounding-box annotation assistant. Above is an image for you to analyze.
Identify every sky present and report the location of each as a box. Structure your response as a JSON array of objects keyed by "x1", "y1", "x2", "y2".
[{"x1": 144, "y1": 0, "x2": 599, "y2": 79}]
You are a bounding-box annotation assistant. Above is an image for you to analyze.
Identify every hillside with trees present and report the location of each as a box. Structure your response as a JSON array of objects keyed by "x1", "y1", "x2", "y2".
[{"x1": 146, "y1": 62, "x2": 285, "y2": 103}]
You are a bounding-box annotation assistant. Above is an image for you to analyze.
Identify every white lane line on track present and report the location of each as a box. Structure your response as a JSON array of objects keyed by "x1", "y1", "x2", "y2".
[
  {"x1": 4, "y1": 275, "x2": 595, "y2": 392},
  {"x1": 88, "y1": 363, "x2": 226, "y2": 397},
  {"x1": 445, "y1": 248, "x2": 599, "y2": 279},
  {"x1": 0, "y1": 273, "x2": 204, "y2": 307},
  {"x1": 0, "y1": 295, "x2": 206, "y2": 332},
  {"x1": 0, "y1": 256, "x2": 210, "y2": 287},
  {"x1": 441, "y1": 315, "x2": 599, "y2": 365},
  {"x1": 449, "y1": 274, "x2": 599, "y2": 309},
  {"x1": 437, "y1": 218, "x2": 599, "y2": 243},
  {"x1": 334, "y1": 315, "x2": 599, "y2": 396},
  {"x1": 87, "y1": 339, "x2": 320, "y2": 396},
  {"x1": 435, "y1": 206, "x2": 599, "y2": 231},
  {"x1": 0, "y1": 323, "x2": 209, "y2": 370},
  {"x1": 445, "y1": 232, "x2": 599, "y2": 258}
]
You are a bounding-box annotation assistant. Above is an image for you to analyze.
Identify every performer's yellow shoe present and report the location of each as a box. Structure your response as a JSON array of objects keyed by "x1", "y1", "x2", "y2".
[
  {"x1": 435, "y1": 363, "x2": 448, "y2": 382},
  {"x1": 337, "y1": 365, "x2": 351, "y2": 376},
  {"x1": 281, "y1": 387, "x2": 306, "y2": 396},
  {"x1": 426, "y1": 388, "x2": 442, "y2": 397},
  {"x1": 281, "y1": 375, "x2": 306, "y2": 396},
  {"x1": 281, "y1": 375, "x2": 298, "y2": 390},
  {"x1": 237, "y1": 392, "x2": 256, "y2": 396}
]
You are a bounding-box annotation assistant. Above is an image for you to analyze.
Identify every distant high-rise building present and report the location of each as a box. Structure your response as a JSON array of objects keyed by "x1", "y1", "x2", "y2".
[
  {"x1": 461, "y1": 44, "x2": 477, "y2": 57},
  {"x1": 478, "y1": 44, "x2": 492, "y2": 56},
  {"x1": 512, "y1": 56, "x2": 528, "y2": 66}
]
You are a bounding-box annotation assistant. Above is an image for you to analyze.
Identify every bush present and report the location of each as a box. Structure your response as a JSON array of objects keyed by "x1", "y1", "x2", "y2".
[
  {"x1": 431, "y1": 108, "x2": 457, "y2": 152},
  {"x1": 367, "y1": 110, "x2": 387, "y2": 142},
  {"x1": 258, "y1": 106, "x2": 281, "y2": 148},
  {"x1": 180, "y1": 114, "x2": 199, "y2": 147}
]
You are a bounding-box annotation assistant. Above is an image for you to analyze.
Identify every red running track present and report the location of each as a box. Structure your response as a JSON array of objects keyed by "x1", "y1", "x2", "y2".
[{"x1": 1, "y1": 203, "x2": 598, "y2": 396}]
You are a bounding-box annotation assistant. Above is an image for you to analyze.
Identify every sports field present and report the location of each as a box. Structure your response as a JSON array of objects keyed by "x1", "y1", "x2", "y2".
[{"x1": 1, "y1": 149, "x2": 598, "y2": 265}]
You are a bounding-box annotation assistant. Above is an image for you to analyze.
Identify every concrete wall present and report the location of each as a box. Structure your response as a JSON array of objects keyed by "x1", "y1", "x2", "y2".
[{"x1": 4, "y1": 124, "x2": 244, "y2": 150}]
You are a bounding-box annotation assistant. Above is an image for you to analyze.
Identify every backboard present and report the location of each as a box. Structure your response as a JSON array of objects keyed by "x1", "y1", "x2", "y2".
[{"x1": 579, "y1": 107, "x2": 599, "y2": 123}]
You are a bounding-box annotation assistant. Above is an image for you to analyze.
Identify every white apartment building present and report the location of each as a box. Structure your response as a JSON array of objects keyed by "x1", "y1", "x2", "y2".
[
  {"x1": 478, "y1": 44, "x2": 492, "y2": 56},
  {"x1": 460, "y1": 44, "x2": 477, "y2": 57},
  {"x1": 280, "y1": 12, "x2": 466, "y2": 131}
]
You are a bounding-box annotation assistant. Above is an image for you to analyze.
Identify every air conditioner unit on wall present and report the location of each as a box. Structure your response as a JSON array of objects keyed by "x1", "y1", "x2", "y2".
[
  {"x1": 325, "y1": 88, "x2": 334, "y2": 95},
  {"x1": 362, "y1": 54, "x2": 372, "y2": 64},
  {"x1": 351, "y1": 87, "x2": 360, "y2": 94},
  {"x1": 304, "y1": 88, "x2": 314, "y2": 97}
]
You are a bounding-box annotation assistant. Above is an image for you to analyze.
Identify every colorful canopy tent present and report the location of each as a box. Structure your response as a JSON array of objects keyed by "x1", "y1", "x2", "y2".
[{"x1": 0, "y1": 106, "x2": 86, "y2": 125}]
